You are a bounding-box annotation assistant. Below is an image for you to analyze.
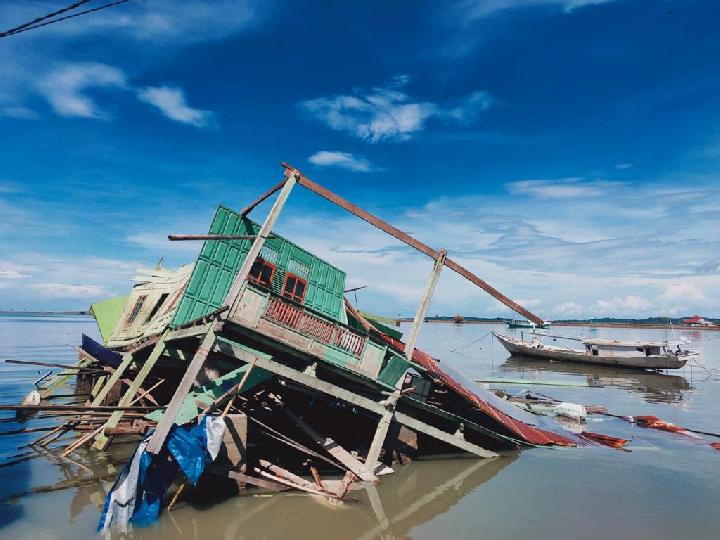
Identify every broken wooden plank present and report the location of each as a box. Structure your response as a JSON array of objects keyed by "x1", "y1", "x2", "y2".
[
  {"x1": 215, "y1": 337, "x2": 496, "y2": 458},
  {"x1": 394, "y1": 412, "x2": 497, "y2": 458},
  {"x1": 165, "y1": 321, "x2": 215, "y2": 342},
  {"x1": 284, "y1": 408, "x2": 376, "y2": 482},
  {"x1": 88, "y1": 352, "x2": 134, "y2": 406}
]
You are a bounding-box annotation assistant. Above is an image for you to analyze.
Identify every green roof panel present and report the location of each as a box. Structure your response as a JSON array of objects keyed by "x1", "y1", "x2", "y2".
[{"x1": 172, "y1": 205, "x2": 347, "y2": 327}]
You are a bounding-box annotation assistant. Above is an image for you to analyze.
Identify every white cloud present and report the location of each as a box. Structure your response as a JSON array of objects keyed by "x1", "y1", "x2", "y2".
[
  {"x1": 137, "y1": 85, "x2": 214, "y2": 128},
  {"x1": 507, "y1": 178, "x2": 623, "y2": 199},
  {"x1": 661, "y1": 283, "x2": 705, "y2": 303},
  {"x1": 0, "y1": 1, "x2": 258, "y2": 44},
  {"x1": 126, "y1": 231, "x2": 203, "y2": 255},
  {"x1": 301, "y1": 78, "x2": 492, "y2": 142},
  {"x1": 29, "y1": 283, "x2": 106, "y2": 298},
  {"x1": 0, "y1": 1, "x2": 259, "y2": 119},
  {"x1": 592, "y1": 295, "x2": 652, "y2": 316},
  {"x1": 0, "y1": 181, "x2": 21, "y2": 194},
  {"x1": 37, "y1": 63, "x2": 127, "y2": 118},
  {"x1": 460, "y1": 0, "x2": 617, "y2": 19},
  {"x1": 0, "y1": 106, "x2": 40, "y2": 120},
  {"x1": 0, "y1": 261, "x2": 32, "y2": 284},
  {"x1": 308, "y1": 151, "x2": 377, "y2": 172},
  {"x1": 615, "y1": 163, "x2": 634, "y2": 170},
  {"x1": 264, "y1": 176, "x2": 720, "y2": 319},
  {"x1": 554, "y1": 301, "x2": 583, "y2": 317}
]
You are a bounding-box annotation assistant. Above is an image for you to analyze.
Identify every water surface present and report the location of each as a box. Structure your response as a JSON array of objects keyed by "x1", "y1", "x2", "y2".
[{"x1": 1, "y1": 316, "x2": 718, "y2": 539}]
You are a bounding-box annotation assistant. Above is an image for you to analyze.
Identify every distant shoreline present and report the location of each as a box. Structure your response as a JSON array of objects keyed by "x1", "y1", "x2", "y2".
[
  {"x1": 0, "y1": 310, "x2": 90, "y2": 316},
  {"x1": 395, "y1": 318, "x2": 720, "y2": 331}
]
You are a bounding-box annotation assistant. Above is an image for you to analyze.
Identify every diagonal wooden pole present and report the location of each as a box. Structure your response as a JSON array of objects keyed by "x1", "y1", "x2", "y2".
[
  {"x1": 145, "y1": 328, "x2": 218, "y2": 455},
  {"x1": 365, "y1": 250, "x2": 447, "y2": 471},
  {"x1": 224, "y1": 171, "x2": 298, "y2": 309},
  {"x1": 282, "y1": 162, "x2": 543, "y2": 325},
  {"x1": 93, "y1": 335, "x2": 167, "y2": 450}
]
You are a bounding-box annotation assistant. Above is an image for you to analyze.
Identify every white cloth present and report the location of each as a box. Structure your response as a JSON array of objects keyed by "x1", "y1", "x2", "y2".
[
  {"x1": 204, "y1": 416, "x2": 226, "y2": 460},
  {"x1": 100, "y1": 437, "x2": 150, "y2": 533}
]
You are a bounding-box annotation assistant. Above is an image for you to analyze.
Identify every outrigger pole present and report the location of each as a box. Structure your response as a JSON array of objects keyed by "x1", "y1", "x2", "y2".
[{"x1": 279, "y1": 162, "x2": 544, "y2": 325}]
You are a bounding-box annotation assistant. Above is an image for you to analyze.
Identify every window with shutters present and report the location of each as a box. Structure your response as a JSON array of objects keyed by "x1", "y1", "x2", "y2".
[
  {"x1": 281, "y1": 272, "x2": 307, "y2": 304},
  {"x1": 248, "y1": 257, "x2": 276, "y2": 288}
]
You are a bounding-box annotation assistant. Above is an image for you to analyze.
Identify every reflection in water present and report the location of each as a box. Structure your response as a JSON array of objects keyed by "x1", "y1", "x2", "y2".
[
  {"x1": 500, "y1": 355, "x2": 692, "y2": 404},
  {"x1": 118, "y1": 454, "x2": 517, "y2": 540}
]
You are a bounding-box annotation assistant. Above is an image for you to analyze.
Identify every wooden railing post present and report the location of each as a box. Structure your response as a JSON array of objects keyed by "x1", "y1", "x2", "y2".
[{"x1": 405, "y1": 249, "x2": 447, "y2": 361}]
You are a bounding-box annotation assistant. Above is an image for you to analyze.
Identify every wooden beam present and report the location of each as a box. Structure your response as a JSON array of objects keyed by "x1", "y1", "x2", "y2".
[
  {"x1": 214, "y1": 338, "x2": 386, "y2": 415},
  {"x1": 214, "y1": 338, "x2": 496, "y2": 458},
  {"x1": 168, "y1": 234, "x2": 261, "y2": 241},
  {"x1": 93, "y1": 336, "x2": 167, "y2": 450},
  {"x1": 364, "y1": 407, "x2": 395, "y2": 472},
  {"x1": 365, "y1": 251, "x2": 447, "y2": 471},
  {"x1": 281, "y1": 163, "x2": 544, "y2": 325},
  {"x1": 145, "y1": 328, "x2": 217, "y2": 455},
  {"x1": 165, "y1": 321, "x2": 214, "y2": 342},
  {"x1": 225, "y1": 172, "x2": 298, "y2": 308},
  {"x1": 394, "y1": 412, "x2": 497, "y2": 458}
]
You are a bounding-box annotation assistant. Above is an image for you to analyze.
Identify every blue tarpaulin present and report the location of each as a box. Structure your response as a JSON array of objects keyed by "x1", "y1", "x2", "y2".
[
  {"x1": 81, "y1": 334, "x2": 123, "y2": 369},
  {"x1": 98, "y1": 416, "x2": 226, "y2": 532}
]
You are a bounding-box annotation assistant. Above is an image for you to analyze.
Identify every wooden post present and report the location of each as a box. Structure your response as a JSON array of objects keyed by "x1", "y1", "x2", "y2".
[
  {"x1": 93, "y1": 338, "x2": 167, "y2": 451},
  {"x1": 364, "y1": 407, "x2": 395, "y2": 472},
  {"x1": 145, "y1": 328, "x2": 218, "y2": 455},
  {"x1": 225, "y1": 171, "x2": 298, "y2": 309},
  {"x1": 365, "y1": 249, "x2": 447, "y2": 471},
  {"x1": 405, "y1": 249, "x2": 447, "y2": 361}
]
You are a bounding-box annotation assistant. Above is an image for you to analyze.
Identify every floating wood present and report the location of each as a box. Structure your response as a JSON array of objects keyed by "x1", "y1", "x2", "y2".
[
  {"x1": 0, "y1": 404, "x2": 161, "y2": 412},
  {"x1": 4, "y1": 359, "x2": 102, "y2": 371}
]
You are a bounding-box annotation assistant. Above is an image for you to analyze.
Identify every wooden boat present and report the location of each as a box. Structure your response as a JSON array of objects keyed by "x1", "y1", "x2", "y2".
[{"x1": 493, "y1": 332, "x2": 693, "y2": 370}]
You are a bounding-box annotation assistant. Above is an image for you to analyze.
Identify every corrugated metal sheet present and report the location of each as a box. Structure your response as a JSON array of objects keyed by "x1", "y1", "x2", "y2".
[{"x1": 172, "y1": 205, "x2": 347, "y2": 327}]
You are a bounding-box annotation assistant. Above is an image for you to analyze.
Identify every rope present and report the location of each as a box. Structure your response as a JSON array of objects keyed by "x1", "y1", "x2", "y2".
[
  {"x1": 450, "y1": 331, "x2": 492, "y2": 353},
  {"x1": 246, "y1": 414, "x2": 346, "y2": 470}
]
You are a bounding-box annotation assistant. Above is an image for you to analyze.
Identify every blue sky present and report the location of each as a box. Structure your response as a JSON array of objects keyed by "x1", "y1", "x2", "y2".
[{"x1": 0, "y1": 0, "x2": 719, "y2": 318}]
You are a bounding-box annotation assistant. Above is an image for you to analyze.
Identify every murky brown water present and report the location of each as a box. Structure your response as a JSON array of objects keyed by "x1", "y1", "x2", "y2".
[{"x1": 1, "y1": 316, "x2": 719, "y2": 539}]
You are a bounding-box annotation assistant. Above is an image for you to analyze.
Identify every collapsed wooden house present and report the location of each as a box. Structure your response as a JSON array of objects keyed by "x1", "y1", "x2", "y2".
[{"x1": 10, "y1": 163, "x2": 594, "y2": 527}]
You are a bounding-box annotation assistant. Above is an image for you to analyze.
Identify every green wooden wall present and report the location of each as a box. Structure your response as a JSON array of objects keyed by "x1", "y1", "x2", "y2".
[{"x1": 172, "y1": 205, "x2": 347, "y2": 327}]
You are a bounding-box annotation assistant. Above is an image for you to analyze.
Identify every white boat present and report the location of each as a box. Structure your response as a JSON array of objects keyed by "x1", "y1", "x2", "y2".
[{"x1": 493, "y1": 332, "x2": 695, "y2": 370}]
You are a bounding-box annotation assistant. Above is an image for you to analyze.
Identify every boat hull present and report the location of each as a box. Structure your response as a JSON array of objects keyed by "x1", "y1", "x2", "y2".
[{"x1": 494, "y1": 333, "x2": 687, "y2": 370}]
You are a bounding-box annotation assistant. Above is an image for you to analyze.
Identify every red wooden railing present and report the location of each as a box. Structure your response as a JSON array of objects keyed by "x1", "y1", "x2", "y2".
[{"x1": 263, "y1": 297, "x2": 366, "y2": 356}]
